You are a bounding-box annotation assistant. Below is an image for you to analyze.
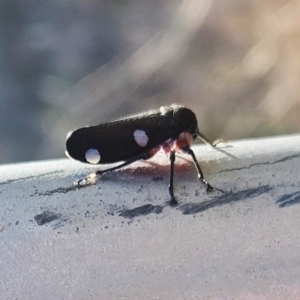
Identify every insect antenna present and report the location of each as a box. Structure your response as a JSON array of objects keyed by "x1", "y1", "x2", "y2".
[
  {"x1": 197, "y1": 132, "x2": 236, "y2": 159},
  {"x1": 197, "y1": 132, "x2": 220, "y2": 147}
]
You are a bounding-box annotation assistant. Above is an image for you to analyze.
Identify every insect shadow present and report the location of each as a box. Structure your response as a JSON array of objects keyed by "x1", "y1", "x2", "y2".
[
  {"x1": 118, "y1": 185, "x2": 273, "y2": 219},
  {"x1": 276, "y1": 191, "x2": 300, "y2": 208}
]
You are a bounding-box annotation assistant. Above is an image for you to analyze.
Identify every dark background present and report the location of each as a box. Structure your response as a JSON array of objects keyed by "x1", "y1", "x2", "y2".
[{"x1": 1, "y1": 0, "x2": 299, "y2": 164}]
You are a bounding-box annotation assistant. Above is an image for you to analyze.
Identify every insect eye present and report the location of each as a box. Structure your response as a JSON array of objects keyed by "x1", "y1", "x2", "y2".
[{"x1": 188, "y1": 124, "x2": 197, "y2": 135}]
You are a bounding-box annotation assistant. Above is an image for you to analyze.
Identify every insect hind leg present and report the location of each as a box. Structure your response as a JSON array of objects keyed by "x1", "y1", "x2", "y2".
[{"x1": 75, "y1": 152, "x2": 153, "y2": 186}]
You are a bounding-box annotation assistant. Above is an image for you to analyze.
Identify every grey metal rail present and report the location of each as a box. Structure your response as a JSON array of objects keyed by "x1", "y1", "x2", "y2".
[{"x1": 1, "y1": 134, "x2": 300, "y2": 299}]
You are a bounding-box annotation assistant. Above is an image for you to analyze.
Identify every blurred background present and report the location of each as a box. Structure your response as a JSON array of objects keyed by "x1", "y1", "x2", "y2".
[{"x1": 1, "y1": 0, "x2": 299, "y2": 164}]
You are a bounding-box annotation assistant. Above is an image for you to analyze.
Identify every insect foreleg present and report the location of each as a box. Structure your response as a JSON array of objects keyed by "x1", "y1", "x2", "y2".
[{"x1": 182, "y1": 147, "x2": 213, "y2": 192}]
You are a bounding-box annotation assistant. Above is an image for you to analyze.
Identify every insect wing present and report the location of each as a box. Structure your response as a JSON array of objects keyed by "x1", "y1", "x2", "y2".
[{"x1": 66, "y1": 112, "x2": 182, "y2": 164}]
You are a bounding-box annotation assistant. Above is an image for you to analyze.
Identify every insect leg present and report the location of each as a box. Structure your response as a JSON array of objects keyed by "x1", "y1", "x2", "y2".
[
  {"x1": 97, "y1": 152, "x2": 153, "y2": 176},
  {"x1": 75, "y1": 152, "x2": 153, "y2": 186},
  {"x1": 169, "y1": 150, "x2": 177, "y2": 206},
  {"x1": 182, "y1": 147, "x2": 213, "y2": 192}
]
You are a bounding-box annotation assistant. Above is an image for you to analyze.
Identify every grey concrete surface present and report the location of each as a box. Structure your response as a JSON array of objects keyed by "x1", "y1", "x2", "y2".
[{"x1": 1, "y1": 135, "x2": 300, "y2": 299}]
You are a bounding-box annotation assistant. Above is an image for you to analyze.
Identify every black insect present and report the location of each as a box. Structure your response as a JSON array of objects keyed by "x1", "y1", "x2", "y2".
[{"x1": 66, "y1": 104, "x2": 221, "y2": 206}]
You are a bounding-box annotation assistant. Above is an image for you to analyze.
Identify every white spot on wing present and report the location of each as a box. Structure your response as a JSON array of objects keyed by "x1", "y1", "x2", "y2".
[
  {"x1": 66, "y1": 130, "x2": 73, "y2": 139},
  {"x1": 85, "y1": 148, "x2": 101, "y2": 164},
  {"x1": 134, "y1": 130, "x2": 149, "y2": 147}
]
